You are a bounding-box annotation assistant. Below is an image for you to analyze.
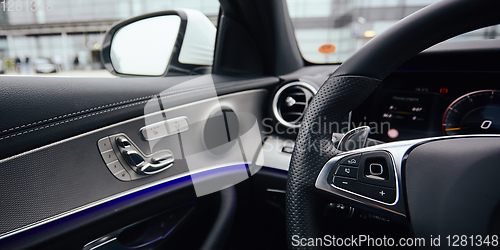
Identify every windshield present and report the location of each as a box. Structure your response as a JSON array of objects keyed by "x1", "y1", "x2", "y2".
[{"x1": 287, "y1": 0, "x2": 500, "y2": 64}]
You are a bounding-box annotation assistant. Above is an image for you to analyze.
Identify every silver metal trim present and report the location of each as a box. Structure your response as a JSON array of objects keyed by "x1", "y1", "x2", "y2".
[
  {"x1": 255, "y1": 136, "x2": 294, "y2": 171},
  {"x1": 266, "y1": 188, "x2": 286, "y2": 194},
  {"x1": 315, "y1": 134, "x2": 500, "y2": 217},
  {"x1": 166, "y1": 116, "x2": 189, "y2": 134},
  {"x1": 138, "y1": 116, "x2": 189, "y2": 141},
  {"x1": 100, "y1": 149, "x2": 114, "y2": 154},
  {"x1": 347, "y1": 111, "x2": 352, "y2": 131},
  {"x1": 0, "y1": 89, "x2": 265, "y2": 240},
  {"x1": 139, "y1": 120, "x2": 170, "y2": 141},
  {"x1": 272, "y1": 81, "x2": 317, "y2": 128},
  {"x1": 337, "y1": 125, "x2": 370, "y2": 151},
  {"x1": 320, "y1": 150, "x2": 400, "y2": 207}
]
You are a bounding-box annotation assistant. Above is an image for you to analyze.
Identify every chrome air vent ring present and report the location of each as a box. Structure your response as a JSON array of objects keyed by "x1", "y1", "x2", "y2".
[{"x1": 272, "y1": 81, "x2": 317, "y2": 128}]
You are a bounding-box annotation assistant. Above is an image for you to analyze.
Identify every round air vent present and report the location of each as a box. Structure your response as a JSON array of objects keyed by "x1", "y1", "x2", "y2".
[{"x1": 272, "y1": 82, "x2": 317, "y2": 128}]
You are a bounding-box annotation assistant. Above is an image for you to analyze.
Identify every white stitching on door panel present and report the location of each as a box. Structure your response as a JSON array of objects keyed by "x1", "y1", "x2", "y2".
[
  {"x1": 0, "y1": 87, "x2": 213, "y2": 141},
  {"x1": 0, "y1": 86, "x2": 211, "y2": 134}
]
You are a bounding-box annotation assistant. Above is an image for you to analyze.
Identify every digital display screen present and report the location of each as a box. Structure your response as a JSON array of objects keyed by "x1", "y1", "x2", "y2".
[
  {"x1": 352, "y1": 90, "x2": 445, "y2": 142},
  {"x1": 380, "y1": 93, "x2": 431, "y2": 125},
  {"x1": 351, "y1": 72, "x2": 500, "y2": 142}
]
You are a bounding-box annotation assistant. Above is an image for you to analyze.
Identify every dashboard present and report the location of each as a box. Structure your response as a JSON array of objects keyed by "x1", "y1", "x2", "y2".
[
  {"x1": 352, "y1": 72, "x2": 500, "y2": 142},
  {"x1": 261, "y1": 42, "x2": 500, "y2": 174}
]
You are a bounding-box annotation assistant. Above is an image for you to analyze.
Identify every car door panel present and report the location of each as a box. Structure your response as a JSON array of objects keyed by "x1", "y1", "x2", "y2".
[{"x1": 0, "y1": 74, "x2": 276, "y2": 249}]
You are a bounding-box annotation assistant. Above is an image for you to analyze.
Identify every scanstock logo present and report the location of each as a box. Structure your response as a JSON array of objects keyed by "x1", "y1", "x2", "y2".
[{"x1": 142, "y1": 75, "x2": 264, "y2": 197}]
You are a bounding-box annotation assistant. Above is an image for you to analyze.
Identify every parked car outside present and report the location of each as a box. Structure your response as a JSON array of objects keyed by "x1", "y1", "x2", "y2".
[{"x1": 33, "y1": 58, "x2": 58, "y2": 74}]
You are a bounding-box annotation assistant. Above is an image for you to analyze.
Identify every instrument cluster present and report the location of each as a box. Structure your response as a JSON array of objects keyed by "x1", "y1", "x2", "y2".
[{"x1": 351, "y1": 72, "x2": 500, "y2": 142}]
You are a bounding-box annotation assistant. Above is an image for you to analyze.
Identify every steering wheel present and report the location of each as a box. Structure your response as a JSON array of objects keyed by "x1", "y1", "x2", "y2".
[{"x1": 286, "y1": 0, "x2": 500, "y2": 249}]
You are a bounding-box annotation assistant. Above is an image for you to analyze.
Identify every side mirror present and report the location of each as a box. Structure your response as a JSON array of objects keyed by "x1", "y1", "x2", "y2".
[{"x1": 101, "y1": 9, "x2": 216, "y2": 77}]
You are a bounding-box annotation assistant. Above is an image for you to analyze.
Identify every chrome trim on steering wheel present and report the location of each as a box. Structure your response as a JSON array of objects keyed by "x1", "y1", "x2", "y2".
[{"x1": 315, "y1": 134, "x2": 500, "y2": 217}]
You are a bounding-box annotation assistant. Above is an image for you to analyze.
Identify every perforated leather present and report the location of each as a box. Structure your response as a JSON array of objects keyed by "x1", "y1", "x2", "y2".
[{"x1": 285, "y1": 75, "x2": 380, "y2": 249}]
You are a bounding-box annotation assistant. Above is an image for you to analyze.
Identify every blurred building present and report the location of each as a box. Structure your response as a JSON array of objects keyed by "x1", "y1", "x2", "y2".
[
  {"x1": 288, "y1": 0, "x2": 500, "y2": 63},
  {"x1": 0, "y1": 0, "x2": 219, "y2": 71}
]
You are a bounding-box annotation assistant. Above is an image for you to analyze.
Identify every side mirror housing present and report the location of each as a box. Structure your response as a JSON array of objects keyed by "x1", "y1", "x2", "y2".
[{"x1": 101, "y1": 9, "x2": 216, "y2": 77}]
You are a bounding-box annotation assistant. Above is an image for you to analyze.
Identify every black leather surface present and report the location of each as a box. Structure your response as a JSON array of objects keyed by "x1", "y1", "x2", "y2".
[
  {"x1": 405, "y1": 138, "x2": 500, "y2": 241},
  {"x1": 0, "y1": 75, "x2": 278, "y2": 160},
  {"x1": 285, "y1": 75, "x2": 380, "y2": 249},
  {"x1": 280, "y1": 65, "x2": 339, "y2": 89},
  {"x1": 397, "y1": 40, "x2": 500, "y2": 72}
]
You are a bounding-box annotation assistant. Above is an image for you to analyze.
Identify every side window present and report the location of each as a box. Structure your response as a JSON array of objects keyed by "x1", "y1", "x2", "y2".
[{"x1": 0, "y1": 0, "x2": 219, "y2": 77}]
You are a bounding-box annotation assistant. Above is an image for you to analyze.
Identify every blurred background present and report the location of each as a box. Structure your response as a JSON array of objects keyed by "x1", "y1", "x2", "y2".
[
  {"x1": 0, "y1": 0, "x2": 497, "y2": 77},
  {"x1": 0, "y1": 0, "x2": 219, "y2": 77}
]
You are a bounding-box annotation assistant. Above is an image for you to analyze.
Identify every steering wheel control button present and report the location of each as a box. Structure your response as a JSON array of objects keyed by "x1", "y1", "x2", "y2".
[
  {"x1": 97, "y1": 137, "x2": 113, "y2": 152},
  {"x1": 114, "y1": 169, "x2": 131, "y2": 181},
  {"x1": 101, "y1": 150, "x2": 118, "y2": 164},
  {"x1": 332, "y1": 176, "x2": 359, "y2": 193},
  {"x1": 339, "y1": 154, "x2": 361, "y2": 166},
  {"x1": 139, "y1": 121, "x2": 170, "y2": 141},
  {"x1": 106, "y1": 160, "x2": 126, "y2": 175},
  {"x1": 116, "y1": 137, "x2": 131, "y2": 148},
  {"x1": 358, "y1": 151, "x2": 396, "y2": 188},
  {"x1": 335, "y1": 165, "x2": 358, "y2": 179},
  {"x1": 324, "y1": 203, "x2": 354, "y2": 218},
  {"x1": 356, "y1": 182, "x2": 396, "y2": 204},
  {"x1": 167, "y1": 117, "x2": 189, "y2": 134},
  {"x1": 367, "y1": 163, "x2": 385, "y2": 180}
]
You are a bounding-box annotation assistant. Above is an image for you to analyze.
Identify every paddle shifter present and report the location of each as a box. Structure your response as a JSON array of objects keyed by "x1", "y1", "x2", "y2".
[{"x1": 333, "y1": 126, "x2": 370, "y2": 152}]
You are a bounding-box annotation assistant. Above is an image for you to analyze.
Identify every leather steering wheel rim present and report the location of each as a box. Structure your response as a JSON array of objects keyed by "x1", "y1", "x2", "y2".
[{"x1": 285, "y1": 0, "x2": 500, "y2": 249}]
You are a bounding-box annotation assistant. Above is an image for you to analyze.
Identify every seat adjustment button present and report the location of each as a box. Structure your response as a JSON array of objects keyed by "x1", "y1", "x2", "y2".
[
  {"x1": 116, "y1": 137, "x2": 131, "y2": 148},
  {"x1": 167, "y1": 117, "x2": 189, "y2": 134},
  {"x1": 106, "y1": 160, "x2": 125, "y2": 175},
  {"x1": 101, "y1": 150, "x2": 118, "y2": 164},
  {"x1": 124, "y1": 151, "x2": 145, "y2": 167},
  {"x1": 140, "y1": 121, "x2": 170, "y2": 141},
  {"x1": 114, "y1": 169, "x2": 131, "y2": 181},
  {"x1": 97, "y1": 137, "x2": 112, "y2": 152}
]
